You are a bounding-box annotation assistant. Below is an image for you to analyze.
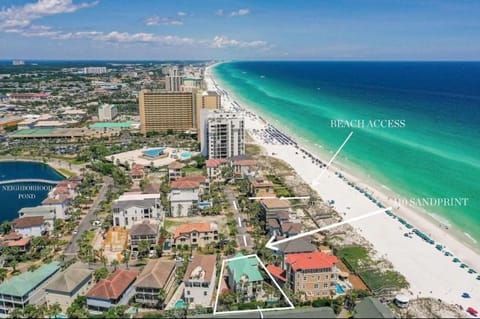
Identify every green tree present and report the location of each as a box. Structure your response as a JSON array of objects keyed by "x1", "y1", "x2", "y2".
[
  {"x1": 138, "y1": 240, "x2": 151, "y2": 259},
  {"x1": 0, "y1": 221, "x2": 12, "y2": 235},
  {"x1": 111, "y1": 259, "x2": 119, "y2": 271},
  {"x1": 67, "y1": 295, "x2": 88, "y2": 318},
  {"x1": 94, "y1": 267, "x2": 109, "y2": 281},
  {"x1": 0, "y1": 268, "x2": 8, "y2": 283}
]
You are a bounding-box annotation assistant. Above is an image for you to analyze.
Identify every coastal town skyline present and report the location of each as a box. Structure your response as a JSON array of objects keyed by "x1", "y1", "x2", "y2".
[{"x1": 1, "y1": 0, "x2": 480, "y2": 60}]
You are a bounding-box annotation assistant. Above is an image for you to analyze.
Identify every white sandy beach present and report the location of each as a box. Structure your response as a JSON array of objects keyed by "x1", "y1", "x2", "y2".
[{"x1": 205, "y1": 65, "x2": 480, "y2": 314}]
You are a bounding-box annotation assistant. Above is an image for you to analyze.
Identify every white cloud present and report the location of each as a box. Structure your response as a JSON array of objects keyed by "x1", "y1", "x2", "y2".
[
  {"x1": 145, "y1": 15, "x2": 183, "y2": 26},
  {"x1": 216, "y1": 8, "x2": 250, "y2": 17},
  {"x1": 230, "y1": 8, "x2": 250, "y2": 17},
  {"x1": 211, "y1": 35, "x2": 267, "y2": 48},
  {"x1": 0, "y1": 0, "x2": 98, "y2": 29},
  {"x1": 177, "y1": 11, "x2": 187, "y2": 17}
]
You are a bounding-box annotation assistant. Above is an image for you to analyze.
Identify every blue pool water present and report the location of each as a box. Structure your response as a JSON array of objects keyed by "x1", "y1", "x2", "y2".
[
  {"x1": 180, "y1": 151, "x2": 191, "y2": 159},
  {"x1": 143, "y1": 147, "x2": 165, "y2": 158},
  {"x1": 336, "y1": 284, "x2": 345, "y2": 294},
  {"x1": 174, "y1": 299, "x2": 187, "y2": 309}
]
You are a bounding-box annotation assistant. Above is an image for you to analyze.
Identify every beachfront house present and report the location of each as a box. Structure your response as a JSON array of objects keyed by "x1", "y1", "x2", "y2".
[
  {"x1": 250, "y1": 175, "x2": 274, "y2": 196},
  {"x1": 260, "y1": 198, "x2": 291, "y2": 222},
  {"x1": 354, "y1": 297, "x2": 397, "y2": 318},
  {"x1": 112, "y1": 193, "x2": 162, "y2": 229},
  {"x1": 86, "y1": 269, "x2": 138, "y2": 313},
  {"x1": 45, "y1": 263, "x2": 93, "y2": 312},
  {"x1": 171, "y1": 222, "x2": 219, "y2": 249},
  {"x1": 227, "y1": 253, "x2": 265, "y2": 301},
  {"x1": 183, "y1": 254, "x2": 217, "y2": 307},
  {"x1": 12, "y1": 216, "x2": 46, "y2": 237},
  {"x1": 285, "y1": 252, "x2": 339, "y2": 301},
  {"x1": 134, "y1": 258, "x2": 176, "y2": 308},
  {"x1": 0, "y1": 262, "x2": 60, "y2": 318}
]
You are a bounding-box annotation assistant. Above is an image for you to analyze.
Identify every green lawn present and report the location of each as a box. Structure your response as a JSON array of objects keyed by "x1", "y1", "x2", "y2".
[{"x1": 336, "y1": 246, "x2": 409, "y2": 291}]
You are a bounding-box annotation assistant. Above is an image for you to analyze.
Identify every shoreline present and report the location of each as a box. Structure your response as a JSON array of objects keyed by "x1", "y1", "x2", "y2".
[
  {"x1": 0, "y1": 156, "x2": 81, "y2": 178},
  {"x1": 206, "y1": 64, "x2": 480, "y2": 311},
  {"x1": 208, "y1": 64, "x2": 479, "y2": 251}
]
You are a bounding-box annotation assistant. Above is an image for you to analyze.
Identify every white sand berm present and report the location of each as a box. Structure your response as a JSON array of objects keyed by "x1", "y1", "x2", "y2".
[{"x1": 205, "y1": 65, "x2": 480, "y2": 313}]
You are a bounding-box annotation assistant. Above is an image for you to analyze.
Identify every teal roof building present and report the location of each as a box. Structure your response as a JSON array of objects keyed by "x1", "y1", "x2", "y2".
[
  {"x1": 226, "y1": 253, "x2": 265, "y2": 301},
  {"x1": 0, "y1": 262, "x2": 61, "y2": 316}
]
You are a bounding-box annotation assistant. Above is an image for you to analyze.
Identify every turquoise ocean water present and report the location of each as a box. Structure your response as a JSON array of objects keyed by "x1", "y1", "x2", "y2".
[{"x1": 213, "y1": 61, "x2": 480, "y2": 244}]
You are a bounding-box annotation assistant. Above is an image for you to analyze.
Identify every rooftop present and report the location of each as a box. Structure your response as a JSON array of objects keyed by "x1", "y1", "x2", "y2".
[
  {"x1": 174, "y1": 222, "x2": 217, "y2": 239},
  {"x1": 183, "y1": 254, "x2": 216, "y2": 283},
  {"x1": 266, "y1": 264, "x2": 286, "y2": 282},
  {"x1": 227, "y1": 253, "x2": 264, "y2": 284},
  {"x1": 354, "y1": 297, "x2": 397, "y2": 318},
  {"x1": 260, "y1": 198, "x2": 291, "y2": 209},
  {"x1": 86, "y1": 269, "x2": 138, "y2": 301},
  {"x1": 13, "y1": 216, "x2": 44, "y2": 228},
  {"x1": 0, "y1": 262, "x2": 60, "y2": 297},
  {"x1": 275, "y1": 237, "x2": 317, "y2": 254},
  {"x1": 135, "y1": 259, "x2": 176, "y2": 289},
  {"x1": 130, "y1": 222, "x2": 158, "y2": 237},
  {"x1": 45, "y1": 263, "x2": 93, "y2": 293},
  {"x1": 206, "y1": 159, "x2": 227, "y2": 168},
  {"x1": 89, "y1": 121, "x2": 136, "y2": 129},
  {"x1": 285, "y1": 252, "x2": 338, "y2": 271},
  {"x1": 168, "y1": 161, "x2": 185, "y2": 170}
]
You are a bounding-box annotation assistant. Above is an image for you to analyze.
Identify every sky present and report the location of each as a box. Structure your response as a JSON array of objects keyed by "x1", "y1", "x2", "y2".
[{"x1": 0, "y1": 0, "x2": 479, "y2": 60}]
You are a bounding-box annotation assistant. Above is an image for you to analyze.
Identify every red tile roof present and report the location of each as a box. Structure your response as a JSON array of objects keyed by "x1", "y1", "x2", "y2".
[
  {"x1": 6, "y1": 237, "x2": 30, "y2": 247},
  {"x1": 86, "y1": 269, "x2": 138, "y2": 300},
  {"x1": 170, "y1": 180, "x2": 199, "y2": 189},
  {"x1": 170, "y1": 176, "x2": 207, "y2": 189},
  {"x1": 174, "y1": 222, "x2": 216, "y2": 239},
  {"x1": 260, "y1": 198, "x2": 291, "y2": 209},
  {"x1": 206, "y1": 159, "x2": 227, "y2": 168},
  {"x1": 13, "y1": 216, "x2": 44, "y2": 228},
  {"x1": 266, "y1": 264, "x2": 286, "y2": 282},
  {"x1": 285, "y1": 252, "x2": 338, "y2": 271}
]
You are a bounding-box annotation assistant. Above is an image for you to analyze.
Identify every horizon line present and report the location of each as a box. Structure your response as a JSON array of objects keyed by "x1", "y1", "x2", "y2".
[{"x1": 1, "y1": 59, "x2": 480, "y2": 63}]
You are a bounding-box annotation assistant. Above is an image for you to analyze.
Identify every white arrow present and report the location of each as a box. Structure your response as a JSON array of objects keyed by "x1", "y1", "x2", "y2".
[
  {"x1": 266, "y1": 207, "x2": 391, "y2": 251},
  {"x1": 312, "y1": 131, "x2": 353, "y2": 186}
]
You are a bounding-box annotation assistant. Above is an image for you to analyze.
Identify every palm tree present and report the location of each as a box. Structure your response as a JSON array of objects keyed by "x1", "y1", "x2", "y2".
[
  {"x1": 111, "y1": 259, "x2": 119, "y2": 271},
  {"x1": 10, "y1": 261, "x2": 18, "y2": 273},
  {"x1": 0, "y1": 268, "x2": 8, "y2": 282},
  {"x1": 156, "y1": 288, "x2": 166, "y2": 309}
]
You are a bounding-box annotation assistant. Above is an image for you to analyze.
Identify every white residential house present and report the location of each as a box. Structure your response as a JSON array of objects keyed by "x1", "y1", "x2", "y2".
[
  {"x1": 18, "y1": 206, "x2": 56, "y2": 230},
  {"x1": 183, "y1": 254, "x2": 217, "y2": 307},
  {"x1": 112, "y1": 194, "x2": 162, "y2": 229},
  {"x1": 41, "y1": 195, "x2": 70, "y2": 219},
  {"x1": 168, "y1": 179, "x2": 201, "y2": 218},
  {"x1": 12, "y1": 216, "x2": 46, "y2": 237}
]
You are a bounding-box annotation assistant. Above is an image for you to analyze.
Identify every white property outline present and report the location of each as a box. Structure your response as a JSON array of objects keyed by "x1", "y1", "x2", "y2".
[{"x1": 213, "y1": 253, "x2": 295, "y2": 316}]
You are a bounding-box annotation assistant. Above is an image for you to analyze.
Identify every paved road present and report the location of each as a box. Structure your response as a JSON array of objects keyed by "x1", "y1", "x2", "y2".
[
  {"x1": 225, "y1": 187, "x2": 253, "y2": 251},
  {"x1": 64, "y1": 176, "x2": 113, "y2": 259}
]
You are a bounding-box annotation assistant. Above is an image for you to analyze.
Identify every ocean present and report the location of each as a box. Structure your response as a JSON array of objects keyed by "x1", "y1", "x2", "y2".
[
  {"x1": 213, "y1": 61, "x2": 480, "y2": 243},
  {"x1": 0, "y1": 161, "x2": 65, "y2": 223}
]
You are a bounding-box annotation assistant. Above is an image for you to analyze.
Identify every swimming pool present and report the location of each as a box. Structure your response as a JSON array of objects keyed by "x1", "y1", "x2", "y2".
[
  {"x1": 180, "y1": 151, "x2": 191, "y2": 159},
  {"x1": 143, "y1": 147, "x2": 165, "y2": 158},
  {"x1": 336, "y1": 283, "x2": 346, "y2": 294},
  {"x1": 174, "y1": 299, "x2": 187, "y2": 309}
]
